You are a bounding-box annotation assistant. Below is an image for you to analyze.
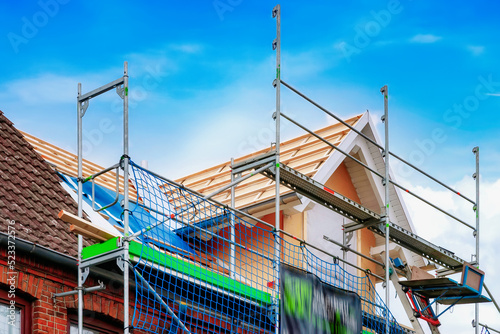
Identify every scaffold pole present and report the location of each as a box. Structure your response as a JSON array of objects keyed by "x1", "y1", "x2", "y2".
[
  {"x1": 381, "y1": 85, "x2": 390, "y2": 334},
  {"x1": 272, "y1": 5, "x2": 281, "y2": 334}
]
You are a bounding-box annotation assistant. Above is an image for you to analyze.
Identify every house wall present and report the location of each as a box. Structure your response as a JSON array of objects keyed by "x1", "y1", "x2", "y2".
[
  {"x1": 306, "y1": 205, "x2": 355, "y2": 277},
  {"x1": 0, "y1": 247, "x2": 154, "y2": 333},
  {"x1": 310, "y1": 161, "x2": 380, "y2": 305},
  {"x1": 209, "y1": 162, "x2": 378, "y2": 286},
  {"x1": 357, "y1": 229, "x2": 378, "y2": 276},
  {"x1": 324, "y1": 162, "x2": 359, "y2": 201},
  {"x1": 207, "y1": 208, "x2": 309, "y2": 294},
  {"x1": 208, "y1": 212, "x2": 283, "y2": 295},
  {"x1": 328, "y1": 161, "x2": 378, "y2": 276},
  {"x1": 305, "y1": 162, "x2": 360, "y2": 279},
  {"x1": 282, "y1": 211, "x2": 306, "y2": 270}
]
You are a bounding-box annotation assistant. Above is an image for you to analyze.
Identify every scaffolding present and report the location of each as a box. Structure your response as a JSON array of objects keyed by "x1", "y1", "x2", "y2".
[
  {"x1": 68, "y1": 5, "x2": 500, "y2": 334},
  {"x1": 231, "y1": 5, "x2": 493, "y2": 333},
  {"x1": 74, "y1": 62, "x2": 131, "y2": 333}
]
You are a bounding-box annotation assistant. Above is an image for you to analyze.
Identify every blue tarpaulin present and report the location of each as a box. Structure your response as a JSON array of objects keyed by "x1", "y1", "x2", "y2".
[{"x1": 58, "y1": 173, "x2": 196, "y2": 256}]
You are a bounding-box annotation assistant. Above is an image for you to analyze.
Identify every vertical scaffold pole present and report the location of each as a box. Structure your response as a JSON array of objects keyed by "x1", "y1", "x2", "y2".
[
  {"x1": 272, "y1": 4, "x2": 281, "y2": 334},
  {"x1": 342, "y1": 218, "x2": 347, "y2": 290},
  {"x1": 381, "y1": 85, "x2": 390, "y2": 334},
  {"x1": 473, "y1": 146, "x2": 480, "y2": 334},
  {"x1": 77, "y1": 83, "x2": 84, "y2": 334},
  {"x1": 230, "y1": 158, "x2": 236, "y2": 279},
  {"x1": 123, "y1": 62, "x2": 130, "y2": 334}
]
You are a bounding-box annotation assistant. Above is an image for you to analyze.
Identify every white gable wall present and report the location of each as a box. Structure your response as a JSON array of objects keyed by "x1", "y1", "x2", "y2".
[
  {"x1": 305, "y1": 205, "x2": 359, "y2": 279},
  {"x1": 363, "y1": 116, "x2": 426, "y2": 268},
  {"x1": 295, "y1": 112, "x2": 426, "y2": 274}
]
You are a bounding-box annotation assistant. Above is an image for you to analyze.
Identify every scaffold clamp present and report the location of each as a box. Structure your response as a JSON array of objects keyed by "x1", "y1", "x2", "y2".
[{"x1": 272, "y1": 5, "x2": 279, "y2": 18}]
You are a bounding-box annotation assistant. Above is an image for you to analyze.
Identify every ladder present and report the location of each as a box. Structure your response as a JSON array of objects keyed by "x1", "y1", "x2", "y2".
[{"x1": 388, "y1": 262, "x2": 441, "y2": 334}]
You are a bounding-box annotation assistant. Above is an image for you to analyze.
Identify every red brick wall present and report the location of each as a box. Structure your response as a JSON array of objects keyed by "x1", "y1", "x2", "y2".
[{"x1": 0, "y1": 247, "x2": 151, "y2": 333}]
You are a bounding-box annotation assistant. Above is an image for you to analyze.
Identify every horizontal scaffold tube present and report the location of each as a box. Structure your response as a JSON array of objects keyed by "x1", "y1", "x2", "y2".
[
  {"x1": 279, "y1": 228, "x2": 385, "y2": 281},
  {"x1": 279, "y1": 112, "x2": 474, "y2": 230},
  {"x1": 323, "y1": 235, "x2": 384, "y2": 267},
  {"x1": 130, "y1": 162, "x2": 384, "y2": 281},
  {"x1": 78, "y1": 77, "x2": 125, "y2": 102},
  {"x1": 130, "y1": 162, "x2": 276, "y2": 231},
  {"x1": 83, "y1": 162, "x2": 120, "y2": 183},
  {"x1": 280, "y1": 80, "x2": 475, "y2": 205}
]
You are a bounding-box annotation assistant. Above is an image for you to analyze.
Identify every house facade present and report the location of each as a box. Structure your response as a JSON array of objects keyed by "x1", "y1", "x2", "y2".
[
  {"x1": 1, "y1": 109, "x2": 430, "y2": 332},
  {"x1": 172, "y1": 112, "x2": 426, "y2": 280},
  {"x1": 0, "y1": 111, "x2": 151, "y2": 334}
]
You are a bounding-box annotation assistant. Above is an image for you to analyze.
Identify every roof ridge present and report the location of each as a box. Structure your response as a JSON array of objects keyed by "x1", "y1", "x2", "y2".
[
  {"x1": 173, "y1": 113, "x2": 366, "y2": 209},
  {"x1": 176, "y1": 113, "x2": 363, "y2": 183},
  {"x1": 17, "y1": 111, "x2": 365, "y2": 212}
]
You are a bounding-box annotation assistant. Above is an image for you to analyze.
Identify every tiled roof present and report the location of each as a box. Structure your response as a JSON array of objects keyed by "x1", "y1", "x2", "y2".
[
  {"x1": 12, "y1": 112, "x2": 360, "y2": 251},
  {"x1": 0, "y1": 111, "x2": 90, "y2": 257},
  {"x1": 23, "y1": 114, "x2": 362, "y2": 212},
  {"x1": 22, "y1": 131, "x2": 136, "y2": 199},
  {"x1": 175, "y1": 114, "x2": 362, "y2": 209}
]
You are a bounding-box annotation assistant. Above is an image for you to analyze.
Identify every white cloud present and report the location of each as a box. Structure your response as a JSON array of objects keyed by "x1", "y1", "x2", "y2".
[
  {"x1": 145, "y1": 56, "x2": 276, "y2": 177},
  {"x1": 0, "y1": 72, "x2": 116, "y2": 106},
  {"x1": 485, "y1": 93, "x2": 500, "y2": 97},
  {"x1": 410, "y1": 34, "x2": 442, "y2": 44},
  {"x1": 399, "y1": 175, "x2": 500, "y2": 333},
  {"x1": 467, "y1": 45, "x2": 485, "y2": 56},
  {"x1": 284, "y1": 49, "x2": 342, "y2": 81},
  {"x1": 169, "y1": 43, "x2": 203, "y2": 54}
]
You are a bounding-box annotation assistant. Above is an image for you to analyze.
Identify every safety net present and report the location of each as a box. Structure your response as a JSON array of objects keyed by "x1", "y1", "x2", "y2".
[{"x1": 127, "y1": 161, "x2": 407, "y2": 333}]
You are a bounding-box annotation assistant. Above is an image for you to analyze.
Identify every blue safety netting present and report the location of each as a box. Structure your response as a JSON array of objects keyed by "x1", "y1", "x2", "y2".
[
  {"x1": 127, "y1": 161, "x2": 407, "y2": 333},
  {"x1": 59, "y1": 172, "x2": 196, "y2": 256},
  {"x1": 482, "y1": 326, "x2": 491, "y2": 334}
]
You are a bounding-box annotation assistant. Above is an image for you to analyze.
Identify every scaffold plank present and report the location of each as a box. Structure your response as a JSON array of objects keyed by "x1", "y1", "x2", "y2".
[{"x1": 237, "y1": 154, "x2": 466, "y2": 271}]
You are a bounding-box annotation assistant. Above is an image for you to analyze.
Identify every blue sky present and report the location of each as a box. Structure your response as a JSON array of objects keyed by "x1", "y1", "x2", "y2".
[{"x1": 1, "y1": 0, "x2": 499, "y2": 332}]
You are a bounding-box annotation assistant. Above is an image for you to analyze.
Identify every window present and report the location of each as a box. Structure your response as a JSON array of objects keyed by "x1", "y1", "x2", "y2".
[
  {"x1": 68, "y1": 312, "x2": 120, "y2": 334},
  {"x1": 0, "y1": 289, "x2": 31, "y2": 334},
  {"x1": 0, "y1": 302, "x2": 21, "y2": 334}
]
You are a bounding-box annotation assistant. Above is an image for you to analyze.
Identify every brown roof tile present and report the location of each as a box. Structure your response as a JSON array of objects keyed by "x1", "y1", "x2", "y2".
[{"x1": 0, "y1": 110, "x2": 91, "y2": 257}]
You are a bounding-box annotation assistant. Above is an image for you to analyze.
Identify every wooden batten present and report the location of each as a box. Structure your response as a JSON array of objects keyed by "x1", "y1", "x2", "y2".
[
  {"x1": 411, "y1": 266, "x2": 435, "y2": 280},
  {"x1": 22, "y1": 131, "x2": 137, "y2": 199},
  {"x1": 59, "y1": 210, "x2": 118, "y2": 241},
  {"x1": 174, "y1": 115, "x2": 362, "y2": 210},
  {"x1": 69, "y1": 225, "x2": 108, "y2": 242}
]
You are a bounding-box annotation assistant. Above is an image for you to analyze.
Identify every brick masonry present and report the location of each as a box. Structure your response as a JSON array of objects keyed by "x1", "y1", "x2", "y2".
[
  {"x1": 0, "y1": 110, "x2": 154, "y2": 333},
  {"x1": 0, "y1": 247, "x2": 153, "y2": 333}
]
